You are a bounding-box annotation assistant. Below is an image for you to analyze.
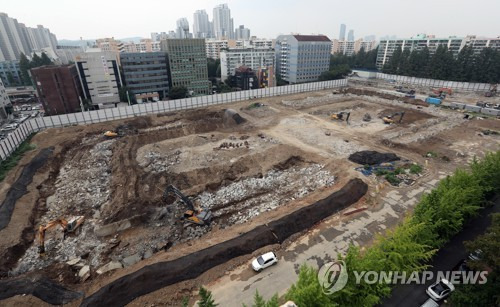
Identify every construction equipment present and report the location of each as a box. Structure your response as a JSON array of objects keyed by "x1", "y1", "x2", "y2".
[
  {"x1": 38, "y1": 216, "x2": 85, "y2": 255},
  {"x1": 431, "y1": 88, "x2": 452, "y2": 99},
  {"x1": 383, "y1": 112, "x2": 405, "y2": 124},
  {"x1": 485, "y1": 84, "x2": 497, "y2": 97},
  {"x1": 331, "y1": 111, "x2": 351, "y2": 122},
  {"x1": 163, "y1": 185, "x2": 212, "y2": 226}
]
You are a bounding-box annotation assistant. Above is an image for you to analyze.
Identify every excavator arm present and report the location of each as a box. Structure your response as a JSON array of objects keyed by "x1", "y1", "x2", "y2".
[
  {"x1": 163, "y1": 185, "x2": 195, "y2": 211},
  {"x1": 38, "y1": 216, "x2": 84, "y2": 256}
]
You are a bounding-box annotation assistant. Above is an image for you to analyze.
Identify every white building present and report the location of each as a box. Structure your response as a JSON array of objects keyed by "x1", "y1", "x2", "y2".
[
  {"x1": 75, "y1": 50, "x2": 122, "y2": 108},
  {"x1": 347, "y1": 30, "x2": 354, "y2": 42},
  {"x1": 220, "y1": 48, "x2": 275, "y2": 81},
  {"x1": 206, "y1": 39, "x2": 233, "y2": 59},
  {"x1": 176, "y1": 18, "x2": 192, "y2": 39},
  {"x1": 56, "y1": 46, "x2": 85, "y2": 64},
  {"x1": 213, "y1": 4, "x2": 234, "y2": 39},
  {"x1": 331, "y1": 39, "x2": 377, "y2": 56},
  {"x1": 123, "y1": 39, "x2": 161, "y2": 53},
  {"x1": 235, "y1": 25, "x2": 250, "y2": 40},
  {"x1": 0, "y1": 78, "x2": 11, "y2": 120},
  {"x1": 376, "y1": 34, "x2": 500, "y2": 69},
  {"x1": 193, "y1": 10, "x2": 212, "y2": 38}
]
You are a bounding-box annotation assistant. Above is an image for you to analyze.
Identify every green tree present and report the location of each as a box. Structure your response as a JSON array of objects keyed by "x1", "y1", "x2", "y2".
[
  {"x1": 243, "y1": 290, "x2": 279, "y2": 307},
  {"x1": 169, "y1": 86, "x2": 188, "y2": 99},
  {"x1": 31, "y1": 53, "x2": 43, "y2": 68},
  {"x1": 207, "y1": 58, "x2": 220, "y2": 79},
  {"x1": 428, "y1": 45, "x2": 456, "y2": 80},
  {"x1": 472, "y1": 48, "x2": 500, "y2": 83},
  {"x1": 198, "y1": 286, "x2": 218, "y2": 307},
  {"x1": 285, "y1": 265, "x2": 335, "y2": 307},
  {"x1": 398, "y1": 49, "x2": 411, "y2": 75},
  {"x1": 40, "y1": 52, "x2": 52, "y2": 65},
  {"x1": 118, "y1": 86, "x2": 135, "y2": 104},
  {"x1": 319, "y1": 64, "x2": 351, "y2": 81},
  {"x1": 19, "y1": 53, "x2": 32, "y2": 86},
  {"x1": 455, "y1": 45, "x2": 475, "y2": 81},
  {"x1": 6, "y1": 72, "x2": 16, "y2": 86},
  {"x1": 383, "y1": 47, "x2": 402, "y2": 74}
]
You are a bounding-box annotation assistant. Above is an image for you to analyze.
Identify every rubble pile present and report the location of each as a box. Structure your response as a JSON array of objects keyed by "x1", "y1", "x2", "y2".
[
  {"x1": 139, "y1": 150, "x2": 181, "y2": 173},
  {"x1": 198, "y1": 164, "x2": 335, "y2": 227},
  {"x1": 12, "y1": 140, "x2": 115, "y2": 276},
  {"x1": 282, "y1": 93, "x2": 350, "y2": 108}
]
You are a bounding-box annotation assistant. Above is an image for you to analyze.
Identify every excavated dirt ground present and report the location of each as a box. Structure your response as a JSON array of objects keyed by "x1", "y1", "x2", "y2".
[{"x1": 0, "y1": 83, "x2": 499, "y2": 306}]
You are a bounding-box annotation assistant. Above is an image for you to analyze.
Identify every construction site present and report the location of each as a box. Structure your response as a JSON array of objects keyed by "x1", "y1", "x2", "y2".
[{"x1": 0, "y1": 80, "x2": 499, "y2": 306}]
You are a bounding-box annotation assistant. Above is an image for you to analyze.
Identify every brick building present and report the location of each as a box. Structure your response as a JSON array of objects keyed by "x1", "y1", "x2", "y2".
[{"x1": 31, "y1": 65, "x2": 83, "y2": 115}]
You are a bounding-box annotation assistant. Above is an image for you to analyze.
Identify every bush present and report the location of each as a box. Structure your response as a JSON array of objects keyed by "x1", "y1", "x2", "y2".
[
  {"x1": 385, "y1": 173, "x2": 401, "y2": 186},
  {"x1": 409, "y1": 164, "x2": 423, "y2": 174}
]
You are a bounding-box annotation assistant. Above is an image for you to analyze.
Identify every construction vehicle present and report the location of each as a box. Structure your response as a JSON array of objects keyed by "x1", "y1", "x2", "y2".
[
  {"x1": 485, "y1": 84, "x2": 497, "y2": 97},
  {"x1": 331, "y1": 111, "x2": 351, "y2": 122},
  {"x1": 431, "y1": 88, "x2": 452, "y2": 99},
  {"x1": 38, "y1": 216, "x2": 85, "y2": 255},
  {"x1": 163, "y1": 185, "x2": 212, "y2": 226},
  {"x1": 382, "y1": 112, "x2": 405, "y2": 124}
]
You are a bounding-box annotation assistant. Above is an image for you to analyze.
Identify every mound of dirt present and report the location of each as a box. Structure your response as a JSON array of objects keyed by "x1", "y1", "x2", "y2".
[
  {"x1": 0, "y1": 275, "x2": 82, "y2": 305},
  {"x1": 223, "y1": 109, "x2": 246, "y2": 126},
  {"x1": 348, "y1": 150, "x2": 400, "y2": 165}
]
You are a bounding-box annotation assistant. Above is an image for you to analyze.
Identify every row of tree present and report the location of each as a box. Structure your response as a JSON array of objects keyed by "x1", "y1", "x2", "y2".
[
  {"x1": 18, "y1": 52, "x2": 53, "y2": 86},
  {"x1": 193, "y1": 151, "x2": 500, "y2": 306},
  {"x1": 382, "y1": 45, "x2": 500, "y2": 83},
  {"x1": 318, "y1": 47, "x2": 379, "y2": 81}
]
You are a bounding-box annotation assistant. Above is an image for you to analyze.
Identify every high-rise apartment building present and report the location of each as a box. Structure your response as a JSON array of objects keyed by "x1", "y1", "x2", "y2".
[
  {"x1": 331, "y1": 39, "x2": 377, "y2": 56},
  {"x1": 0, "y1": 13, "x2": 57, "y2": 61},
  {"x1": 122, "y1": 39, "x2": 161, "y2": 53},
  {"x1": 0, "y1": 61, "x2": 21, "y2": 86},
  {"x1": 75, "y1": 51, "x2": 122, "y2": 108},
  {"x1": 235, "y1": 25, "x2": 250, "y2": 40},
  {"x1": 161, "y1": 39, "x2": 211, "y2": 95},
  {"x1": 347, "y1": 30, "x2": 354, "y2": 42},
  {"x1": 176, "y1": 18, "x2": 192, "y2": 39},
  {"x1": 55, "y1": 46, "x2": 84, "y2": 64},
  {"x1": 339, "y1": 24, "x2": 346, "y2": 41},
  {"x1": 205, "y1": 39, "x2": 237, "y2": 59},
  {"x1": 120, "y1": 52, "x2": 169, "y2": 102},
  {"x1": 0, "y1": 78, "x2": 11, "y2": 119},
  {"x1": 151, "y1": 32, "x2": 169, "y2": 41},
  {"x1": 220, "y1": 48, "x2": 275, "y2": 81},
  {"x1": 213, "y1": 4, "x2": 234, "y2": 39},
  {"x1": 375, "y1": 34, "x2": 500, "y2": 69},
  {"x1": 193, "y1": 10, "x2": 212, "y2": 38},
  {"x1": 275, "y1": 35, "x2": 331, "y2": 84},
  {"x1": 31, "y1": 65, "x2": 84, "y2": 115}
]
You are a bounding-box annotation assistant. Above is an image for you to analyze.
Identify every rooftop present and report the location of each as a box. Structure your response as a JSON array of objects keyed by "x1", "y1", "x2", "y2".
[{"x1": 293, "y1": 35, "x2": 331, "y2": 42}]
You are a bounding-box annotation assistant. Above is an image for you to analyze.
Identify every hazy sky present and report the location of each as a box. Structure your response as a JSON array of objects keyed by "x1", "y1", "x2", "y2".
[{"x1": 3, "y1": 0, "x2": 500, "y2": 41}]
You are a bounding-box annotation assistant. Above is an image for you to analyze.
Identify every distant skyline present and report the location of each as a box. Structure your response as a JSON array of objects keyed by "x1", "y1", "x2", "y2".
[{"x1": 3, "y1": 0, "x2": 500, "y2": 41}]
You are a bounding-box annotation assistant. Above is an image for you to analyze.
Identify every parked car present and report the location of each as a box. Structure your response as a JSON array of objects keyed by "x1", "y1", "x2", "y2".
[
  {"x1": 2, "y1": 123, "x2": 18, "y2": 130},
  {"x1": 420, "y1": 298, "x2": 439, "y2": 307},
  {"x1": 252, "y1": 251, "x2": 278, "y2": 272},
  {"x1": 426, "y1": 278, "x2": 455, "y2": 301},
  {"x1": 468, "y1": 249, "x2": 483, "y2": 261}
]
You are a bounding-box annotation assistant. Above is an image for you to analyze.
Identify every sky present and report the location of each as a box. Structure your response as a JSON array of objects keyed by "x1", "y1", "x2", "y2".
[{"x1": 2, "y1": 0, "x2": 500, "y2": 41}]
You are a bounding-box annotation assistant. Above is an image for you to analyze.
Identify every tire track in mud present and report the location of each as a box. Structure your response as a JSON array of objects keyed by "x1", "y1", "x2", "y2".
[{"x1": 81, "y1": 178, "x2": 367, "y2": 307}]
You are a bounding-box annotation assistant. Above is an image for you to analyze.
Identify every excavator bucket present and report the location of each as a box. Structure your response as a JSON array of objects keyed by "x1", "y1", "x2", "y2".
[{"x1": 104, "y1": 131, "x2": 118, "y2": 138}]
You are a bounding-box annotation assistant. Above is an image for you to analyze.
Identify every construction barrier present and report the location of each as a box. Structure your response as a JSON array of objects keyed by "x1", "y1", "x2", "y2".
[
  {"x1": 375, "y1": 73, "x2": 492, "y2": 92},
  {"x1": 0, "y1": 79, "x2": 348, "y2": 161}
]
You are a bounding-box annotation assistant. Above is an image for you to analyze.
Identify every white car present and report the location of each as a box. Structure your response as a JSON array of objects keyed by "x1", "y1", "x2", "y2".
[
  {"x1": 252, "y1": 251, "x2": 278, "y2": 272},
  {"x1": 426, "y1": 278, "x2": 455, "y2": 301}
]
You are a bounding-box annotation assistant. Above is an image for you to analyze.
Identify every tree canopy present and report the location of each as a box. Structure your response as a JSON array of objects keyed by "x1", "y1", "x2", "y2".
[{"x1": 169, "y1": 86, "x2": 188, "y2": 99}]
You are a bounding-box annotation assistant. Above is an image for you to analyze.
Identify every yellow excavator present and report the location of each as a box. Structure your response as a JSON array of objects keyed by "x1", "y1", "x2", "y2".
[
  {"x1": 163, "y1": 185, "x2": 212, "y2": 226},
  {"x1": 383, "y1": 112, "x2": 405, "y2": 124},
  {"x1": 331, "y1": 111, "x2": 351, "y2": 122},
  {"x1": 38, "y1": 216, "x2": 85, "y2": 256}
]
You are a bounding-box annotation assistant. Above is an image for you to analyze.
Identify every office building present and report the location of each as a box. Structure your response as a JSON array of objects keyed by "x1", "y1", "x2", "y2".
[
  {"x1": 231, "y1": 66, "x2": 258, "y2": 90},
  {"x1": 161, "y1": 39, "x2": 211, "y2": 95},
  {"x1": 375, "y1": 34, "x2": 500, "y2": 69},
  {"x1": 123, "y1": 39, "x2": 161, "y2": 53},
  {"x1": 0, "y1": 13, "x2": 57, "y2": 61},
  {"x1": 220, "y1": 48, "x2": 275, "y2": 81},
  {"x1": 75, "y1": 51, "x2": 122, "y2": 108},
  {"x1": 347, "y1": 30, "x2": 354, "y2": 42},
  {"x1": 0, "y1": 78, "x2": 11, "y2": 119},
  {"x1": 331, "y1": 39, "x2": 377, "y2": 56},
  {"x1": 193, "y1": 10, "x2": 212, "y2": 38},
  {"x1": 205, "y1": 39, "x2": 238, "y2": 59},
  {"x1": 31, "y1": 65, "x2": 84, "y2": 115},
  {"x1": 213, "y1": 4, "x2": 234, "y2": 39},
  {"x1": 176, "y1": 18, "x2": 192, "y2": 39},
  {"x1": 120, "y1": 52, "x2": 169, "y2": 103},
  {"x1": 275, "y1": 34, "x2": 331, "y2": 84},
  {"x1": 235, "y1": 25, "x2": 250, "y2": 40},
  {"x1": 96, "y1": 38, "x2": 124, "y2": 53},
  {"x1": 339, "y1": 24, "x2": 346, "y2": 41},
  {"x1": 0, "y1": 61, "x2": 22, "y2": 86}
]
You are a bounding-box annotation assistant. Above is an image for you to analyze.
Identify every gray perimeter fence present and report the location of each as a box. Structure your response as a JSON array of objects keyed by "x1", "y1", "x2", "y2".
[
  {"x1": 375, "y1": 72, "x2": 493, "y2": 92},
  {"x1": 0, "y1": 79, "x2": 348, "y2": 161}
]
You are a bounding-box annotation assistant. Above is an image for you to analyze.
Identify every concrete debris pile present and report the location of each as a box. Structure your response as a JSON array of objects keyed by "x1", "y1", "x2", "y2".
[
  {"x1": 214, "y1": 141, "x2": 250, "y2": 150},
  {"x1": 11, "y1": 140, "x2": 115, "y2": 276},
  {"x1": 139, "y1": 150, "x2": 181, "y2": 173},
  {"x1": 198, "y1": 164, "x2": 335, "y2": 227},
  {"x1": 141, "y1": 121, "x2": 185, "y2": 133},
  {"x1": 282, "y1": 93, "x2": 350, "y2": 108}
]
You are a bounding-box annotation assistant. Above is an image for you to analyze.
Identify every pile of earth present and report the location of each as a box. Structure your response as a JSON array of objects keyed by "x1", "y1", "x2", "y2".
[{"x1": 348, "y1": 150, "x2": 400, "y2": 165}]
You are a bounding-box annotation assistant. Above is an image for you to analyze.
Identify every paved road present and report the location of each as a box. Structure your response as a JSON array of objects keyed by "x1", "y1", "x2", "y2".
[
  {"x1": 382, "y1": 198, "x2": 500, "y2": 307},
  {"x1": 207, "y1": 172, "x2": 449, "y2": 306}
]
